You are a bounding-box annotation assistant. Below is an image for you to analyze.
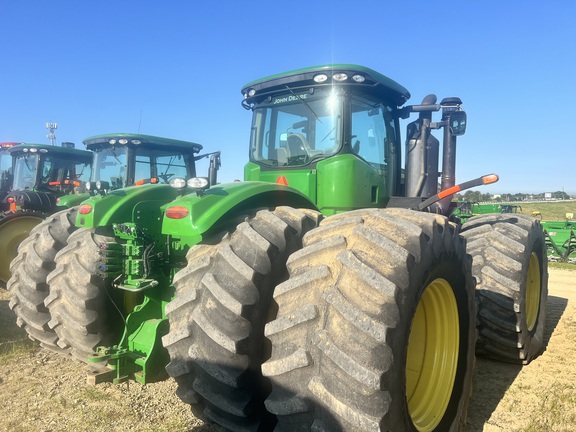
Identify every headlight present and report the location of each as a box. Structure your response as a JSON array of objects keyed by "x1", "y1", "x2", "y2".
[
  {"x1": 95, "y1": 180, "x2": 110, "y2": 190},
  {"x1": 187, "y1": 177, "x2": 210, "y2": 189},
  {"x1": 333, "y1": 73, "x2": 348, "y2": 81},
  {"x1": 169, "y1": 177, "x2": 187, "y2": 189}
]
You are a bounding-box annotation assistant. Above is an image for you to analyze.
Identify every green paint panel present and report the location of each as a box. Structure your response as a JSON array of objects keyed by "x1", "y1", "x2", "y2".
[
  {"x1": 161, "y1": 181, "x2": 316, "y2": 248},
  {"x1": 76, "y1": 184, "x2": 181, "y2": 228}
]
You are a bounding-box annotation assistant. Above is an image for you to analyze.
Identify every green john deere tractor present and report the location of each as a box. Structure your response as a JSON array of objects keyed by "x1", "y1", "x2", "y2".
[
  {"x1": 38, "y1": 65, "x2": 546, "y2": 432},
  {"x1": 0, "y1": 142, "x2": 92, "y2": 285},
  {"x1": 7, "y1": 133, "x2": 215, "y2": 355}
]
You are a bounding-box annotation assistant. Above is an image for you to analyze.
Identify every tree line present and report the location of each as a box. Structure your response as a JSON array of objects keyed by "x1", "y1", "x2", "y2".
[{"x1": 454, "y1": 190, "x2": 572, "y2": 202}]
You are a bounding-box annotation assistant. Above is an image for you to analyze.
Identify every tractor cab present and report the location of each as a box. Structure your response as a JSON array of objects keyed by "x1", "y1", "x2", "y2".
[
  {"x1": 242, "y1": 64, "x2": 470, "y2": 216},
  {"x1": 82, "y1": 133, "x2": 204, "y2": 195},
  {"x1": 4, "y1": 142, "x2": 92, "y2": 212}
]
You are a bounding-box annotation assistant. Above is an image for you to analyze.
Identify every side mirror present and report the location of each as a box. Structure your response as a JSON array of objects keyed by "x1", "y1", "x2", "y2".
[{"x1": 449, "y1": 111, "x2": 467, "y2": 136}]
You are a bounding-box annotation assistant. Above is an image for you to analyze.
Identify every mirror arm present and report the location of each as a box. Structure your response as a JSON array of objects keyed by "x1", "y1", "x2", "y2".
[{"x1": 430, "y1": 121, "x2": 446, "y2": 130}]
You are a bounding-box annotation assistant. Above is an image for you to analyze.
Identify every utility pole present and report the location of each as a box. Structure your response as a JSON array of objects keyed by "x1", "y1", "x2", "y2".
[{"x1": 46, "y1": 122, "x2": 58, "y2": 145}]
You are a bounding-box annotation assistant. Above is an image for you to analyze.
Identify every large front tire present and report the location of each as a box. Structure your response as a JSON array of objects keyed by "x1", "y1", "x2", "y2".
[
  {"x1": 7, "y1": 208, "x2": 78, "y2": 353},
  {"x1": 461, "y1": 213, "x2": 548, "y2": 364},
  {"x1": 263, "y1": 209, "x2": 476, "y2": 431},
  {"x1": 162, "y1": 207, "x2": 321, "y2": 431},
  {"x1": 45, "y1": 227, "x2": 124, "y2": 362}
]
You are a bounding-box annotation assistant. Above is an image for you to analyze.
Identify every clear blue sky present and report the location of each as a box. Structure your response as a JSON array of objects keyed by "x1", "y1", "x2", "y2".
[{"x1": 2, "y1": 1, "x2": 575, "y2": 194}]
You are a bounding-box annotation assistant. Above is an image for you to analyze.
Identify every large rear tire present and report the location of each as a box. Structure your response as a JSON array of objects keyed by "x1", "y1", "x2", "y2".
[
  {"x1": 461, "y1": 213, "x2": 548, "y2": 364},
  {"x1": 7, "y1": 207, "x2": 78, "y2": 353},
  {"x1": 45, "y1": 227, "x2": 124, "y2": 362},
  {"x1": 162, "y1": 207, "x2": 321, "y2": 431},
  {"x1": 263, "y1": 208, "x2": 476, "y2": 431},
  {"x1": 0, "y1": 209, "x2": 50, "y2": 286}
]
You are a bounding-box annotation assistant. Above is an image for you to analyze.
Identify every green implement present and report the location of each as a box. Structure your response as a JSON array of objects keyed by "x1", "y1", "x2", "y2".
[{"x1": 541, "y1": 216, "x2": 576, "y2": 262}]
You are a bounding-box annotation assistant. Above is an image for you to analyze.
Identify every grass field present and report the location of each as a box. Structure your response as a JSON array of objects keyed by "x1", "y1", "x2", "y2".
[{"x1": 510, "y1": 200, "x2": 576, "y2": 220}]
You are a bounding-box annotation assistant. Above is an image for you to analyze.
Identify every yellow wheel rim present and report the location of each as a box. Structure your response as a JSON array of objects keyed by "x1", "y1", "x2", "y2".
[
  {"x1": 0, "y1": 215, "x2": 44, "y2": 284},
  {"x1": 406, "y1": 278, "x2": 460, "y2": 431},
  {"x1": 525, "y1": 252, "x2": 541, "y2": 331}
]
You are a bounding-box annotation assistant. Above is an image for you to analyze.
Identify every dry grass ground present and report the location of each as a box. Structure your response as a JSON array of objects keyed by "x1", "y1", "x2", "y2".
[
  {"x1": 1, "y1": 268, "x2": 574, "y2": 431},
  {"x1": 465, "y1": 267, "x2": 576, "y2": 432}
]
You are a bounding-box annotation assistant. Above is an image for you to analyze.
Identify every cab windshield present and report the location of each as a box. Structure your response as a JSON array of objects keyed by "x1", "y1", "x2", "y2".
[
  {"x1": 12, "y1": 154, "x2": 38, "y2": 190},
  {"x1": 12, "y1": 153, "x2": 91, "y2": 191},
  {"x1": 249, "y1": 88, "x2": 343, "y2": 167},
  {"x1": 91, "y1": 146, "x2": 128, "y2": 190},
  {"x1": 91, "y1": 145, "x2": 192, "y2": 190}
]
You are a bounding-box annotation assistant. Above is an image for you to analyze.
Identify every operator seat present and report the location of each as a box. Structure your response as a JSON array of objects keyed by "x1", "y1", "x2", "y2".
[{"x1": 286, "y1": 133, "x2": 310, "y2": 159}]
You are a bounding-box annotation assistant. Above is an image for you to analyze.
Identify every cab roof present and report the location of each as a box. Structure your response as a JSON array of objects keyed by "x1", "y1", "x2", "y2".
[
  {"x1": 83, "y1": 133, "x2": 203, "y2": 153},
  {"x1": 241, "y1": 64, "x2": 411, "y2": 106},
  {"x1": 8, "y1": 143, "x2": 92, "y2": 160}
]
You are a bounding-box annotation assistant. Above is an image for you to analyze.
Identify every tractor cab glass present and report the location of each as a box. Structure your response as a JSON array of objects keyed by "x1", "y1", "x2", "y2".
[
  {"x1": 249, "y1": 88, "x2": 344, "y2": 167},
  {"x1": 91, "y1": 144, "x2": 194, "y2": 190},
  {"x1": 12, "y1": 151, "x2": 90, "y2": 191},
  {"x1": 0, "y1": 149, "x2": 12, "y2": 173},
  {"x1": 249, "y1": 87, "x2": 397, "y2": 173},
  {"x1": 41, "y1": 157, "x2": 90, "y2": 189},
  {"x1": 12, "y1": 153, "x2": 37, "y2": 190},
  {"x1": 134, "y1": 148, "x2": 191, "y2": 185},
  {"x1": 0, "y1": 149, "x2": 12, "y2": 193},
  {"x1": 350, "y1": 96, "x2": 397, "y2": 174},
  {"x1": 91, "y1": 146, "x2": 128, "y2": 190}
]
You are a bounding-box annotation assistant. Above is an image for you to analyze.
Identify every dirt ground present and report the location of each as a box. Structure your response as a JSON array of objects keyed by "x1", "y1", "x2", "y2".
[{"x1": 0, "y1": 268, "x2": 574, "y2": 432}]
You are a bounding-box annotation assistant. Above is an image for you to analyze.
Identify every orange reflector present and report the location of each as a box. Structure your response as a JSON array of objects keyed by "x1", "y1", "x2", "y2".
[
  {"x1": 136, "y1": 178, "x2": 159, "y2": 186},
  {"x1": 482, "y1": 174, "x2": 499, "y2": 184},
  {"x1": 165, "y1": 206, "x2": 189, "y2": 219},
  {"x1": 276, "y1": 176, "x2": 288, "y2": 186},
  {"x1": 79, "y1": 204, "x2": 93, "y2": 215},
  {"x1": 49, "y1": 181, "x2": 61, "y2": 186}
]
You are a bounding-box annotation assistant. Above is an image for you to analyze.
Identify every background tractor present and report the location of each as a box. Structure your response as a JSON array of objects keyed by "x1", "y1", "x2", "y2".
[
  {"x1": 34, "y1": 65, "x2": 547, "y2": 432},
  {"x1": 7, "y1": 133, "x2": 214, "y2": 355},
  {"x1": 0, "y1": 142, "x2": 92, "y2": 285}
]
